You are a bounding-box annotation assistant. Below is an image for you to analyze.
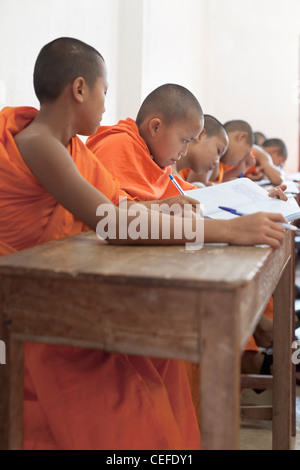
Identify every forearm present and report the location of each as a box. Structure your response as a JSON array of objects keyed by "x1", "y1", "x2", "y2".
[
  {"x1": 222, "y1": 167, "x2": 243, "y2": 182},
  {"x1": 203, "y1": 219, "x2": 231, "y2": 244},
  {"x1": 261, "y1": 165, "x2": 284, "y2": 186}
]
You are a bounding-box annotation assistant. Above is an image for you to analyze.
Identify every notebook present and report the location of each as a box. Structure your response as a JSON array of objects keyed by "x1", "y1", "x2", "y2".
[{"x1": 183, "y1": 177, "x2": 300, "y2": 221}]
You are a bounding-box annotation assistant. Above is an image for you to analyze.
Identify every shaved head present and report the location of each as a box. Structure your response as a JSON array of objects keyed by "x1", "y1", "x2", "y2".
[
  {"x1": 262, "y1": 138, "x2": 288, "y2": 159},
  {"x1": 34, "y1": 37, "x2": 105, "y2": 103},
  {"x1": 204, "y1": 115, "x2": 227, "y2": 138},
  {"x1": 254, "y1": 131, "x2": 267, "y2": 146},
  {"x1": 224, "y1": 120, "x2": 254, "y2": 146},
  {"x1": 136, "y1": 84, "x2": 203, "y2": 127}
]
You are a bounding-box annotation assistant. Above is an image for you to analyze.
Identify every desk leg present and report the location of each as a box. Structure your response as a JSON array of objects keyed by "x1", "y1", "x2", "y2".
[
  {"x1": 0, "y1": 275, "x2": 9, "y2": 450},
  {"x1": 273, "y1": 255, "x2": 293, "y2": 450},
  {"x1": 199, "y1": 290, "x2": 240, "y2": 450},
  {"x1": 0, "y1": 277, "x2": 24, "y2": 450},
  {"x1": 8, "y1": 339, "x2": 24, "y2": 450}
]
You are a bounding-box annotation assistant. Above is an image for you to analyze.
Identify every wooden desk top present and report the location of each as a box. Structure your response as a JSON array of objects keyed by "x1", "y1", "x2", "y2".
[
  {"x1": 0, "y1": 231, "x2": 278, "y2": 290},
  {"x1": 0, "y1": 230, "x2": 291, "y2": 360}
]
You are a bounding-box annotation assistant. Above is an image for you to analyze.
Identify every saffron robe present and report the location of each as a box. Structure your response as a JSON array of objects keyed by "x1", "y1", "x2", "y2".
[
  {"x1": 0, "y1": 240, "x2": 16, "y2": 256},
  {"x1": 0, "y1": 106, "x2": 200, "y2": 450},
  {"x1": 178, "y1": 168, "x2": 191, "y2": 181},
  {"x1": 215, "y1": 162, "x2": 225, "y2": 184},
  {"x1": 86, "y1": 118, "x2": 196, "y2": 200},
  {"x1": 244, "y1": 152, "x2": 258, "y2": 177}
]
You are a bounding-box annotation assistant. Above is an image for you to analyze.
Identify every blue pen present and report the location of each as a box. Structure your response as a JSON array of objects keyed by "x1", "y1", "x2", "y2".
[
  {"x1": 219, "y1": 206, "x2": 244, "y2": 216},
  {"x1": 218, "y1": 206, "x2": 299, "y2": 232},
  {"x1": 169, "y1": 174, "x2": 185, "y2": 195},
  {"x1": 239, "y1": 172, "x2": 244, "y2": 178}
]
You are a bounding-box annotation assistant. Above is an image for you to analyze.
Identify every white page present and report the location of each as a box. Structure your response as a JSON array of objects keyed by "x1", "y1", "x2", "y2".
[
  {"x1": 281, "y1": 180, "x2": 300, "y2": 194},
  {"x1": 184, "y1": 177, "x2": 300, "y2": 221}
]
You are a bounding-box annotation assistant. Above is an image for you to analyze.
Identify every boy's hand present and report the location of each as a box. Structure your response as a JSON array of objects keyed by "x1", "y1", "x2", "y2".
[
  {"x1": 159, "y1": 195, "x2": 203, "y2": 214},
  {"x1": 227, "y1": 212, "x2": 287, "y2": 248},
  {"x1": 267, "y1": 185, "x2": 288, "y2": 201}
]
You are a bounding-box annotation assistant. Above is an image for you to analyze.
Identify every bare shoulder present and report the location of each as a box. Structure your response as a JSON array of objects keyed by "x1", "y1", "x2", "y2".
[
  {"x1": 13, "y1": 125, "x2": 81, "y2": 197},
  {"x1": 14, "y1": 127, "x2": 68, "y2": 166},
  {"x1": 252, "y1": 144, "x2": 272, "y2": 163}
]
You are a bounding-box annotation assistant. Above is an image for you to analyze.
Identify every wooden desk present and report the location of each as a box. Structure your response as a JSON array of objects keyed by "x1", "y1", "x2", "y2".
[{"x1": 0, "y1": 231, "x2": 294, "y2": 450}]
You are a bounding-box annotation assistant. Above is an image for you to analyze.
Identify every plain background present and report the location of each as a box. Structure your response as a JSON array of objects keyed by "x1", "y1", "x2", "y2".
[{"x1": 1, "y1": 0, "x2": 299, "y2": 171}]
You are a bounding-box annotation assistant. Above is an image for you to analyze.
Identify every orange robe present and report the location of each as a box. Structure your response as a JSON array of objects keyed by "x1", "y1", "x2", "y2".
[
  {"x1": 0, "y1": 240, "x2": 16, "y2": 256},
  {"x1": 214, "y1": 162, "x2": 225, "y2": 184},
  {"x1": 178, "y1": 168, "x2": 191, "y2": 181},
  {"x1": 244, "y1": 152, "x2": 257, "y2": 177},
  {"x1": 0, "y1": 106, "x2": 200, "y2": 450},
  {"x1": 86, "y1": 118, "x2": 196, "y2": 200}
]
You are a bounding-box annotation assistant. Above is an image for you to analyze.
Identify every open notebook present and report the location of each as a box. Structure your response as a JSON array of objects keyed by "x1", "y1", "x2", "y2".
[{"x1": 183, "y1": 177, "x2": 300, "y2": 221}]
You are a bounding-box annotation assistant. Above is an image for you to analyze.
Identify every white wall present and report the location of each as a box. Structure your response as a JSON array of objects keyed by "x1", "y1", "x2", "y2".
[
  {"x1": 0, "y1": 0, "x2": 299, "y2": 170},
  {"x1": 0, "y1": 0, "x2": 120, "y2": 125},
  {"x1": 140, "y1": 0, "x2": 300, "y2": 171},
  {"x1": 141, "y1": 0, "x2": 206, "y2": 103},
  {"x1": 199, "y1": 0, "x2": 300, "y2": 171}
]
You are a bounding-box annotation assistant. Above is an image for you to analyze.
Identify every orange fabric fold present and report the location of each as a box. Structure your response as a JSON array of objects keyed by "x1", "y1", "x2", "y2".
[
  {"x1": 0, "y1": 106, "x2": 200, "y2": 450},
  {"x1": 214, "y1": 162, "x2": 225, "y2": 184},
  {"x1": 178, "y1": 168, "x2": 191, "y2": 181},
  {"x1": 0, "y1": 240, "x2": 16, "y2": 256},
  {"x1": 86, "y1": 118, "x2": 197, "y2": 201}
]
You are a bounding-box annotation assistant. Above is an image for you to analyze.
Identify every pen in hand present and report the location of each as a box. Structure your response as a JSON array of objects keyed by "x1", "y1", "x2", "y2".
[
  {"x1": 218, "y1": 206, "x2": 299, "y2": 232},
  {"x1": 169, "y1": 174, "x2": 185, "y2": 195}
]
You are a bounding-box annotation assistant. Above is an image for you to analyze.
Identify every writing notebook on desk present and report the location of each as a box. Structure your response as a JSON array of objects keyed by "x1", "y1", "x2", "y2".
[{"x1": 183, "y1": 177, "x2": 300, "y2": 221}]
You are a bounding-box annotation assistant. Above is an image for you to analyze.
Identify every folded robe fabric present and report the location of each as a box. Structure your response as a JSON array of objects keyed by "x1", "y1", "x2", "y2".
[
  {"x1": 86, "y1": 118, "x2": 197, "y2": 200},
  {"x1": 0, "y1": 240, "x2": 16, "y2": 256},
  {"x1": 0, "y1": 106, "x2": 200, "y2": 450},
  {"x1": 178, "y1": 168, "x2": 191, "y2": 182}
]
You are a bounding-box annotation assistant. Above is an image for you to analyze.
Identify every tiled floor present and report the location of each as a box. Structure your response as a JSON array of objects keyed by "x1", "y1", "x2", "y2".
[
  {"x1": 240, "y1": 250, "x2": 300, "y2": 450},
  {"x1": 240, "y1": 383, "x2": 300, "y2": 450}
]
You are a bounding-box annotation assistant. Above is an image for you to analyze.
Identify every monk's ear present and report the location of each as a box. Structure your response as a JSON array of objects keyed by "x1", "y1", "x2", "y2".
[
  {"x1": 72, "y1": 77, "x2": 86, "y2": 103},
  {"x1": 149, "y1": 118, "x2": 162, "y2": 137},
  {"x1": 238, "y1": 131, "x2": 248, "y2": 142},
  {"x1": 197, "y1": 128, "x2": 206, "y2": 142}
]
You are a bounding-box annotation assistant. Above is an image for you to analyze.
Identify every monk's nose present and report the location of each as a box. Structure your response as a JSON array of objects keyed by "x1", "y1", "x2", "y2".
[{"x1": 180, "y1": 143, "x2": 189, "y2": 158}]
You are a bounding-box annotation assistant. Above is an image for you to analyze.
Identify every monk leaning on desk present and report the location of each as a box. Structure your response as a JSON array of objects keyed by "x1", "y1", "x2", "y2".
[{"x1": 0, "y1": 37, "x2": 288, "y2": 450}]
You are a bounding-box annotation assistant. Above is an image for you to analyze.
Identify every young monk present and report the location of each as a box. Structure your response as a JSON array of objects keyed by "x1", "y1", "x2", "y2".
[
  {"x1": 175, "y1": 114, "x2": 229, "y2": 186},
  {"x1": 245, "y1": 143, "x2": 285, "y2": 185},
  {"x1": 254, "y1": 131, "x2": 267, "y2": 146},
  {"x1": 261, "y1": 138, "x2": 288, "y2": 168},
  {"x1": 0, "y1": 38, "x2": 287, "y2": 450},
  {"x1": 209, "y1": 119, "x2": 256, "y2": 183}
]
